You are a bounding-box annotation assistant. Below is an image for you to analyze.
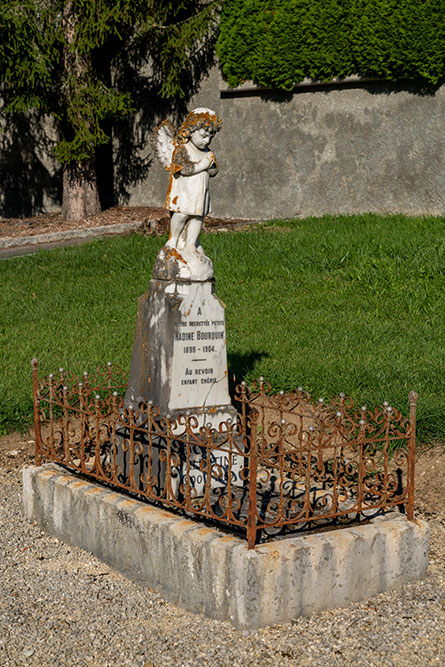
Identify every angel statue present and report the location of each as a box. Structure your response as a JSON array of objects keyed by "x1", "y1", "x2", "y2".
[{"x1": 152, "y1": 107, "x2": 222, "y2": 281}]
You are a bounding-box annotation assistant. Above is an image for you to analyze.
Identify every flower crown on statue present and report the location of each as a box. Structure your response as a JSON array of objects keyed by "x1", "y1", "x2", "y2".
[{"x1": 152, "y1": 107, "x2": 222, "y2": 170}]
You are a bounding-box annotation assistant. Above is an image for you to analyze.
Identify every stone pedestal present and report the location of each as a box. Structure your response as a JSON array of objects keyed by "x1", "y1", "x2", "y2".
[
  {"x1": 118, "y1": 278, "x2": 242, "y2": 496},
  {"x1": 126, "y1": 279, "x2": 236, "y2": 427}
]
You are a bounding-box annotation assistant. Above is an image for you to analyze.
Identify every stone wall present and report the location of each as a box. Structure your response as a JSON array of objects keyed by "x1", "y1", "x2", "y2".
[
  {"x1": 3, "y1": 67, "x2": 444, "y2": 219},
  {"x1": 133, "y1": 67, "x2": 445, "y2": 219}
]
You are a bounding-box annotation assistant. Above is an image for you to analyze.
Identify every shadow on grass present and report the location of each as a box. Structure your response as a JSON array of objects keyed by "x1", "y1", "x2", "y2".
[{"x1": 228, "y1": 350, "x2": 269, "y2": 400}]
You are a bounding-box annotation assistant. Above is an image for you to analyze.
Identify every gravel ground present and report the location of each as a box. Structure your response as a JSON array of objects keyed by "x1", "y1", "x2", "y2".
[
  {"x1": 1, "y1": 464, "x2": 444, "y2": 667},
  {"x1": 1, "y1": 212, "x2": 443, "y2": 664}
]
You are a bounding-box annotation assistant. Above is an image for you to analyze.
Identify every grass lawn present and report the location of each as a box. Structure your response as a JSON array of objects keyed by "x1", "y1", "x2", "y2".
[{"x1": 1, "y1": 213, "x2": 444, "y2": 441}]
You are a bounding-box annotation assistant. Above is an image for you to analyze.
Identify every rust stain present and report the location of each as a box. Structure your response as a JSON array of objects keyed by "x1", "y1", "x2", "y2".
[
  {"x1": 196, "y1": 527, "x2": 216, "y2": 536},
  {"x1": 177, "y1": 109, "x2": 222, "y2": 143},
  {"x1": 164, "y1": 174, "x2": 173, "y2": 209},
  {"x1": 119, "y1": 500, "x2": 137, "y2": 508},
  {"x1": 264, "y1": 550, "x2": 281, "y2": 570},
  {"x1": 175, "y1": 520, "x2": 196, "y2": 528},
  {"x1": 71, "y1": 481, "x2": 88, "y2": 489},
  {"x1": 218, "y1": 535, "x2": 239, "y2": 543},
  {"x1": 164, "y1": 246, "x2": 186, "y2": 264},
  {"x1": 105, "y1": 493, "x2": 122, "y2": 502}
]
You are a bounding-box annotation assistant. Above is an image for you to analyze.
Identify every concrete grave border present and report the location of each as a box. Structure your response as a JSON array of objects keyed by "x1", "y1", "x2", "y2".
[
  {"x1": 0, "y1": 222, "x2": 143, "y2": 258},
  {"x1": 23, "y1": 464, "x2": 430, "y2": 629}
]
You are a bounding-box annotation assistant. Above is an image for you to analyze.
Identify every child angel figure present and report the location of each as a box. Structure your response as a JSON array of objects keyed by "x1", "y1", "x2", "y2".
[{"x1": 153, "y1": 108, "x2": 222, "y2": 278}]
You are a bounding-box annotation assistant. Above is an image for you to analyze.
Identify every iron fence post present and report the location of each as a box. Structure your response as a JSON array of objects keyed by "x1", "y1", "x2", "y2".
[
  {"x1": 407, "y1": 391, "x2": 418, "y2": 520},
  {"x1": 31, "y1": 358, "x2": 42, "y2": 466},
  {"x1": 29, "y1": 365, "x2": 417, "y2": 545},
  {"x1": 247, "y1": 408, "x2": 259, "y2": 549}
]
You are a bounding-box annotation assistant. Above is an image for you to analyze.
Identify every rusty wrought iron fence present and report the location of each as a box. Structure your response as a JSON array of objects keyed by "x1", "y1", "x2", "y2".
[{"x1": 32, "y1": 359, "x2": 417, "y2": 548}]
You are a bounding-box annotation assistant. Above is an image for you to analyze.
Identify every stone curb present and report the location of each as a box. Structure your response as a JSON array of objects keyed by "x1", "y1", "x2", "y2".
[
  {"x1": 0, "y1": 219, "x2": 260, "y2": 258},
  {"x1": 23, "y1": 464, "x2": 430, "y2": 629},
  {"x1": 0, "y1": 221, "x2": 143, "y2": 256}
]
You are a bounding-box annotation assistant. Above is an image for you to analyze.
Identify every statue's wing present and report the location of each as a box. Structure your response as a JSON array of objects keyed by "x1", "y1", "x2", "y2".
[{"x1": 152, "y1": 119, "x2": 176, "y2": 169}]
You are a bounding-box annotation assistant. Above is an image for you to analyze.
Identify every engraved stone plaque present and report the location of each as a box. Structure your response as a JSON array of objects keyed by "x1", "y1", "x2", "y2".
[
  {"x1": 119, "y1": 278, "x2": 243, "y2": 495},
  {"x1": 126, "y1": 279, "x2": 237, "y2": 427}
]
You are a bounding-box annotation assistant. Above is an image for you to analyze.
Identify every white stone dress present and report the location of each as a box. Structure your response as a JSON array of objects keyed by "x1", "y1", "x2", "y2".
[{"x1": 165, "y1": 142, "x2": 213, "y2": 217}]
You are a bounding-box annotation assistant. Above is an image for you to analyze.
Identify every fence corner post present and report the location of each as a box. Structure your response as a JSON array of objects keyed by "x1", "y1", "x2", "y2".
[
  {"x1": 407, "y1": 390, "x2": 418, "y2": 520},
  {"x1": 31, "y1": 358, "x2": 42, "y2": 466}
]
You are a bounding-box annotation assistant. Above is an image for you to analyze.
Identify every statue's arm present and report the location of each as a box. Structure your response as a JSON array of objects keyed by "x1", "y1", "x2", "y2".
[
  {"x1": 208, "y1": 158, "x2": 219, "y2": 177},
  {"x1": 172, "y1": 145, "x2": 215, "y2": 178}
]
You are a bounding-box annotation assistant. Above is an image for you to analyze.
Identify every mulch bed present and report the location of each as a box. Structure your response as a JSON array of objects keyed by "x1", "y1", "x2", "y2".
[{"x1": 0, "y1": 206, "x2": 257, "y2": 240}]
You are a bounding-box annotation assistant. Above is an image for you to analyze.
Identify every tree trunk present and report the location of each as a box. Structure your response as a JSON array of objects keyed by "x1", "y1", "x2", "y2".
[
  {"x1": 61, "y1": 1, "x2": 101, "y2": 221},
  {"x1": 62, "y1": 158, "x2": 101, "y2": 220}
]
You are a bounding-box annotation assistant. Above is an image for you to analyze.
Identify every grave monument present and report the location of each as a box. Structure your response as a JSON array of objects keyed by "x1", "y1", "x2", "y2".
[
  {"x1": 120, "y1": 108, "x2": 241, "y2": 493},
  {"x1": 25, "y1": 109, "x2": 430, "y2": 628}
]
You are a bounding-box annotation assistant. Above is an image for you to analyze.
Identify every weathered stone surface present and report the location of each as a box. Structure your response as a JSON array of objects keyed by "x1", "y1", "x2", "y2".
[
  {"x1": 151, "y1": 108, "x2": 221, "y2": 281},
  {"x1": 133, "y1": 68, "x2": 445, "y2": 219},
  {"x1": 121, "y1": 278, "x2": 240, "y2": 495},
  {"x1": 4, "y1": 70, "x2": 445, "y2": 220},
  {"x1": 0, "y1": 221, "x2": 142, "y2": 249},
  {"x1": 23, "y1": 465, "x2": 430, "y2": 629},
  {"x1": 126, "y1": 278, "x2": 236, "y2": 428},
  {"x1": 152, "y1": 245, "x2": 214, "y2": 282}
]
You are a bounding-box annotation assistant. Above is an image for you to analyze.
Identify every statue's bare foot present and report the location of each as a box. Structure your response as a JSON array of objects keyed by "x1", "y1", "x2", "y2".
[{"x1": 153, "y1": 241, "x2": 213, "y2": 281}]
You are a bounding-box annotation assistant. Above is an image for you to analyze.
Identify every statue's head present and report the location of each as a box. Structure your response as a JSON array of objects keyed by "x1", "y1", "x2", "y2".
[{"x1": 177, "y1": 108, "x2": 222, "y2": 145}]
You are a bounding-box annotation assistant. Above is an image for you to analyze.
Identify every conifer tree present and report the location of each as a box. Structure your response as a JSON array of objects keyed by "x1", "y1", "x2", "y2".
[{"x1": 0, "y1": 1, "x2": 221, "y2": 220}]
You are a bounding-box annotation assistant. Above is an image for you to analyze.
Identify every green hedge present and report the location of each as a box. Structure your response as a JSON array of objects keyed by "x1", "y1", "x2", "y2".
[{"x1": 216, "y1": 0, "x2": 445, "y2": 89}]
